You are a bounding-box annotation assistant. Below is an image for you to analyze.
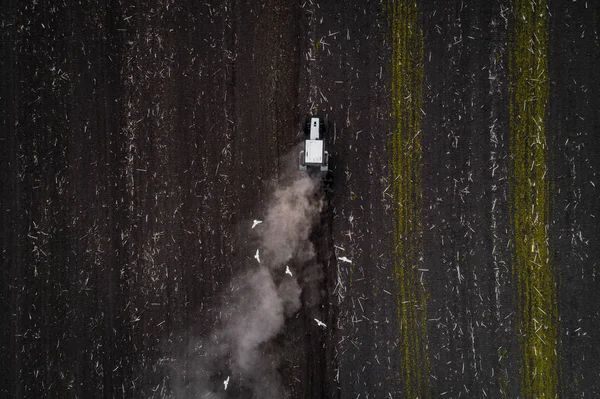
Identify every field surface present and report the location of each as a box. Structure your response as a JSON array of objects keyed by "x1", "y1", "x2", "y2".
[{"x1": 1, "y1": 1, "x2": 599, "y2": 398}]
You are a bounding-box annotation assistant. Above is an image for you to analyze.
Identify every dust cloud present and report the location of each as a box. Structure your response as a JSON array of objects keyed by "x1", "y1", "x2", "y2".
[{"x1": 171, "y1": 171, "x2": 324, "y2": 398}]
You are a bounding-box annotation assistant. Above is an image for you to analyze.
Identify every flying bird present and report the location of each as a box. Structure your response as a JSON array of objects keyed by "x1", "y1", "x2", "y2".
[
  {"x1": 223, "y1": 376, "x2": 230, "y2": 390},
  {"x1": 254, "y1": 249, "x2": 260, "y2": 263},
  {"x1": 285, "y1": 266, "x2": 293, "y2": 277},
  {"x1": 338, "y1": 256, "x2": 353, "y2": 264},
  {"x1": 314, "y1": 318, "x2": 327, "y2": 328},
  {"x1": 251, "y1": 220, "x2": 263, "y2": 229}
]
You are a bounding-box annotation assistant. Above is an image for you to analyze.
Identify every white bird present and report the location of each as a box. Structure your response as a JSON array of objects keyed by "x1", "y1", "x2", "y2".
[
  {"x1": 251, "y1": 220, "x2": 263, "y2": 229},
  {"x1": 314, "y1": 318, "x2": 327, "y2": 328},
  {"x1": 254, "y1": 249, "x2": 260, "y2": 263},
  {"x1": 285, "y1": 266, "x2": 293, "y2": 277},
  {"x1": 338, "y1": 256, "x2": 352, "y2": 264},
  {"x1": 223, "y1": 376, "x2": 230, "y2": 390}
]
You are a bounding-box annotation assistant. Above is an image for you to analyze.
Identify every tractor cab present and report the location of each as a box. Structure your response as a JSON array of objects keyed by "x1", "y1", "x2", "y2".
[{"x1": 299, "y1": 116, "x2": 329, "y2": 172}]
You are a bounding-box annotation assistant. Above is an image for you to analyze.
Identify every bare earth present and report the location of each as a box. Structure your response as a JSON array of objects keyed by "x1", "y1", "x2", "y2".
[{"x1": 1, "y1": 1, "x2": 599, "y2": 398}]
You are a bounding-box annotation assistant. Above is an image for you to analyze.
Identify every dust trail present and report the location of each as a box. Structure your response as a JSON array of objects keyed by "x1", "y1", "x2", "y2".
[{"x1": 171, "y1": 171, "x2": 323, "y2": 398}]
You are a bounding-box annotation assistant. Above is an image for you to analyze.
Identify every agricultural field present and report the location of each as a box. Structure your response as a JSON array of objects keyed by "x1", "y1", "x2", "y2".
[{"x1": 1, "y1": 0, "x2": 599, "y2": 398}]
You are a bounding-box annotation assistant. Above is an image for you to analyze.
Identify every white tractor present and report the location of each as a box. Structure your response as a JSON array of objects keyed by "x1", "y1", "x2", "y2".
[{"x1": 299, "y1": 116, "x2": 329, "y2": 172}]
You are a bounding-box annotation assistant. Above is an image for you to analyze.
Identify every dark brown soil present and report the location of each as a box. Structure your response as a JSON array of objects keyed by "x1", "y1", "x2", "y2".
[{"x1": 1, "y1": 0, "x2": 599, "y2": 398}]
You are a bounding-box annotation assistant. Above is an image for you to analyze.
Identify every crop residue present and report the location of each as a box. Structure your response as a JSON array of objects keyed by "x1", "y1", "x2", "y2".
[
  {"x1": 388, "y1": 1, "x2": 430, "y2": 397},
  {"x1": 509, "y1": 0, "x2": 559, "y2": 397}
]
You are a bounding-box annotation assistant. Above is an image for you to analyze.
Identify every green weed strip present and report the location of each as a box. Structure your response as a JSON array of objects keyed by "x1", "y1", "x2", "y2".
[
  {"x1": 388, "y1": 1, "x2": 430, "y2": 397},
  {"x1": 509, "y1": 0, "x2": 559, "y2": 397}
]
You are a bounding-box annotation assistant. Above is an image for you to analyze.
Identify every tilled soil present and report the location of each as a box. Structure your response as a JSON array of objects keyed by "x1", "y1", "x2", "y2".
[{"x1": 1, "y1": 1, "x2": 599, "y2": 398}]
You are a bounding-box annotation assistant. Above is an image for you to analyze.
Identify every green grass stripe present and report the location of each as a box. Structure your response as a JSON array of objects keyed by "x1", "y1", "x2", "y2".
[
  {"x1": 388, "y1": 1, "x2": 430, "y2": 397},
  {"x1": 509, "y1": 0, "x2": 559, "y2": 398}
]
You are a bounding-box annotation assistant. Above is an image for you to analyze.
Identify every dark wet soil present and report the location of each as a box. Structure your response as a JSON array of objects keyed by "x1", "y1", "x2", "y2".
[{"x1": 2, "y1": 1, "x2": 599, "y2": 398}]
